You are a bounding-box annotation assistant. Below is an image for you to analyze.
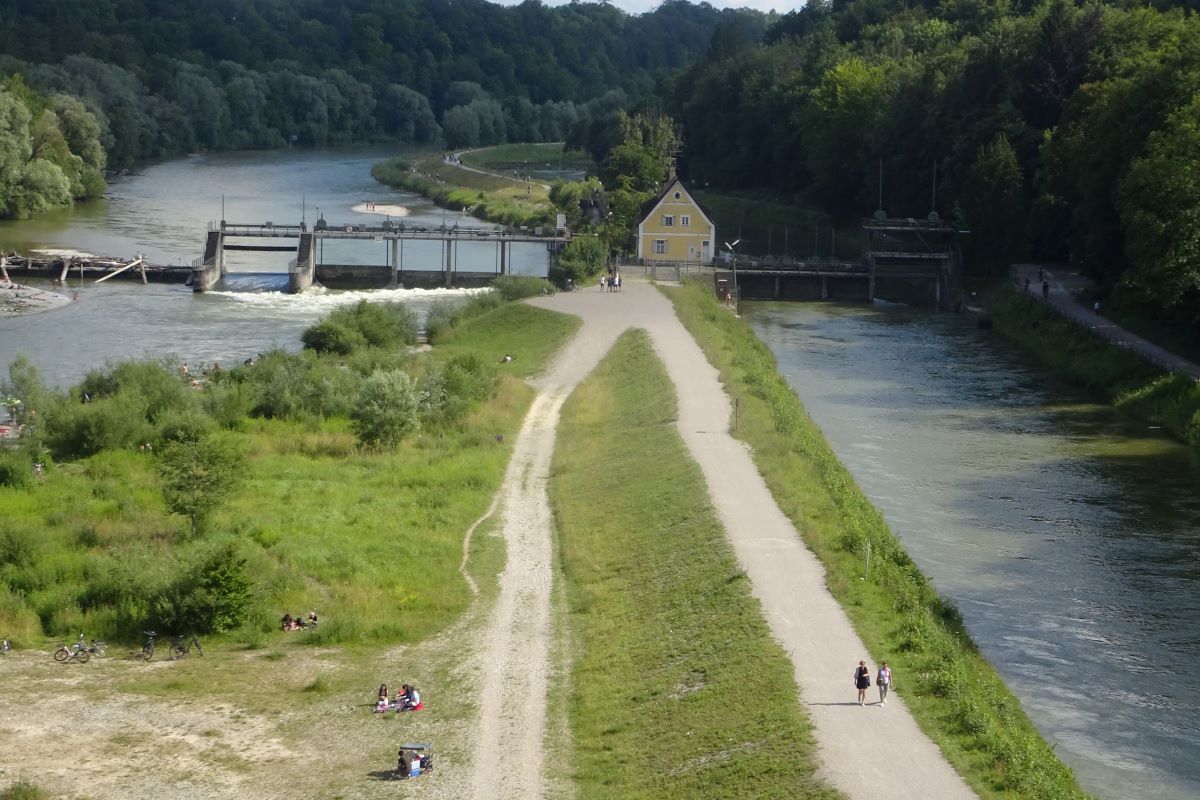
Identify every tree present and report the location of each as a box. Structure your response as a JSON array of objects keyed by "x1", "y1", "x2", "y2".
[
  {"x1": 157, "y1": 434, "x2": 246, "y2": 537},
  {"x1": 959, "y1": 134, "x2": 1026, "y2": 272},
  {"x1": 351, "y1": 370, "x2": 423, "y2": 449},
  {"x1": 1118, "y1": 94, "x2": 1200, "y2": 309}
]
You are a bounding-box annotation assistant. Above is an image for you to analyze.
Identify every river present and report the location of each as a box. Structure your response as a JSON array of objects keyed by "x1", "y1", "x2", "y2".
[
  {"x1": 744, "y1": 302, "x2": 1200, "y2": 800},
  {"x1": 0, "y1": 147, "x2": 549, "y2": 388}
]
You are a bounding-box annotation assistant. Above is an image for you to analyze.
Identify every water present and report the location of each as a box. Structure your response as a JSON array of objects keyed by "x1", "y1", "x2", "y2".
[
  {"x1": 744, "y1": 302, "x2": 1200, "y2": 800},
  {"x1": 0, "y1": 147, "x2": 549, "y2": 387}
]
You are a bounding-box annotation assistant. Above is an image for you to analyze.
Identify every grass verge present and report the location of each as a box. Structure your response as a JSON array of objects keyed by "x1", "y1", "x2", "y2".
[
  {"x1": 549, "y1": 328, "x2": 840, "y2": 800},
  {"x1": 989, "y1": 288, "x2": 1200, "y2": 449},
  {"x1": 663, "y1": 277, "x2": 1089, "y2": 800}
]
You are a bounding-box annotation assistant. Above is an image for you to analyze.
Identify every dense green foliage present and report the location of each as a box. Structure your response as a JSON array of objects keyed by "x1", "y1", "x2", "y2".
[
  {"x1": 0, "y1": 0, "x2": 764, "y2": 173},
  {"x1": 0, "y1": 77, "x2": 105, "y2": 218},
  {"x1": 666, "y1": 0, "x2": 1200, "y2": 342},
  {"x1": 0, "y1": 297, "x2": 577, "y2": 645},
  {"x1": 552, "y1": 329, "x2": 839, "y2": 799},
  {"x1": 667, "y1": 279, "x2": 1086, "y2": 799}
]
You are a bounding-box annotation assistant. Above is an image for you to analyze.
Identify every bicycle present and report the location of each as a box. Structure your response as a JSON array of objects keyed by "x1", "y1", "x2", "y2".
[
  {"x1": 140, "y1": 630, "x2": 157, "y2": 661},
  {"x1": 1, "y1": 636, "x2": 10, "y2": 655},
  {"x1": 171, "y1": 633, "x2": 204, "y2": 660},
  {"x1": 82, "y1": 636, "x2": 106, "y2": 658},
  {"x1": 53, "y1": 639, "x2": 90, "y2": 664}
]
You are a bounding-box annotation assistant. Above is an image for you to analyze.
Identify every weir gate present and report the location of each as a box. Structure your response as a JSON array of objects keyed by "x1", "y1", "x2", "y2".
[
  {"x1": 193, "y1": 219, "x2": 571, "y2": 293},
  {"x1": 714, "y1": 215, "x2": 962, "y2": 310}
]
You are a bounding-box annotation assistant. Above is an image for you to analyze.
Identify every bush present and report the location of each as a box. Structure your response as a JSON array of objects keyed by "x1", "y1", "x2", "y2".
[
  {"x1": 301, "y1": 320, "x2": 366, "y2": 355},
  {"x1": 0, "y1": 779, "x2": 49, "y2": 800},
  {"x1": 0, "y1": 452, "x2": 31, "y2": 489},
  {"x1": 302, "y1": 301, "x2": 418, "y2": 355},
  {"x1": 492, "y1": 275, "x2": 551, "y2": 300},
  {"x1": 351, "y1": 369, "x2": 423, "y2": 448},
  {"x1": 421, "y1": 354, "x2": 497, "y2": 426},
  {"x1": 244, "y1": 350, "x2": 360, "y2": 421},
  {"x1": 151, "y1": 543, "x2": 252, "y2": 634}
]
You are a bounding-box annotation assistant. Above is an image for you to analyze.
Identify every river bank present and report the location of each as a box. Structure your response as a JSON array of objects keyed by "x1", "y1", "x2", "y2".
[{"x1": 988, "y1": 288, "x2": 1200, "y2": 449}]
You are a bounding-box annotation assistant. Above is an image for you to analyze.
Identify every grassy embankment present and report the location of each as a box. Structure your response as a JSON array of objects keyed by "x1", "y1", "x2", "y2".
[
  {"x1": 663, "y1": 278, "x2": 1088, "y2": 800},
  {"x1": 372, "y1": 142, "x2": 589, "y2": 229},
  {"x1": 989, "y1": 288, "x2": 1200, "y2": 449},
  {"x1": 549, "y1": 329, "x2": 840, "y2": 800}
]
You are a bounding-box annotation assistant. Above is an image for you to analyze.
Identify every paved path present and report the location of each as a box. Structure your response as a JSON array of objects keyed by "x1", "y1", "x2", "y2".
[
  {"x1": 1013, "y1": 263, "x2": 1200, "y2": 380},
  {"x1": 524, "y1": 279, "x2": 977, "y2": 800}
]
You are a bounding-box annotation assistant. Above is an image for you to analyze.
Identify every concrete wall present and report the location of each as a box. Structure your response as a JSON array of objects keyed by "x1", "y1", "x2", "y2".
[{"x1": 315, "y1": 265, "x2": 498, "y2": 290}]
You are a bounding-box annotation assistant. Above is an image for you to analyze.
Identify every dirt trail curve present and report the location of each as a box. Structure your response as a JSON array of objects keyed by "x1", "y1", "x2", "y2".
[{"x1": 473, "y1": 278, "x2": 977, "y2": 800}]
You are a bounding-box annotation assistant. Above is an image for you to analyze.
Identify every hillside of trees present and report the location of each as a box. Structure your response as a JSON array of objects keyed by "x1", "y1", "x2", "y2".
[
  {"x1": 662, "y1": 0, "x2": 1200, "y2": 335},
  {"x1": 0, "y1": 0, "x2": 764, "y2": 176}
]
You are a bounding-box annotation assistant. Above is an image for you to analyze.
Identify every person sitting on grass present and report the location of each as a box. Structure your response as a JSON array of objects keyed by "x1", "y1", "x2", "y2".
[
  {"x1": 375, "y1": 683, "x2": 390, "y2": 712},
  {"x1": 280, "y1": 613, "x2": 292, "y2": 631},
  {"x1": 398, "y1": 684, "x2": 422, "y2": 711}
]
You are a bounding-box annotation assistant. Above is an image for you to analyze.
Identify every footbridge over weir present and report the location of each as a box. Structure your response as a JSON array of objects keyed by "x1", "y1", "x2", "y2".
[{"x1": 192, "y1": 219, "x2": 571, "y2": 293}]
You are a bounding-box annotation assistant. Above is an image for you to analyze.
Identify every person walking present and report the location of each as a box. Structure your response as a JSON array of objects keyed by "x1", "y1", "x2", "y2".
[
  {"x1": 877, "y1": 661, "x2": 892, "y2": 706},
  {"x1": 854, "y1": 660, "x2": 872, "y2": 706},
  {"x1": 1041, "y1": 280, "x2": 1050, "y2": 299}
]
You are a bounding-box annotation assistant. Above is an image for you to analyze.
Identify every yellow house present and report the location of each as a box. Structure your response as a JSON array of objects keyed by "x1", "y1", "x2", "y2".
[{"x1": 635, "y1": 179, "x2": 715, "y2": 265}]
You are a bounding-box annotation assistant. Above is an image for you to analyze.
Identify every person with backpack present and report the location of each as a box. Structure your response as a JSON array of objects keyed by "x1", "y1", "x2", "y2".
[{"x1": 854, "y1": 660, "x2": 872, "y2": 706}]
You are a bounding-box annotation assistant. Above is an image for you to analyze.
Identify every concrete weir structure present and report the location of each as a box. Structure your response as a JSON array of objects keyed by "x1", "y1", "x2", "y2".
[{"x1": 192, "y1": 219, "x2": 570, "y2": 293}]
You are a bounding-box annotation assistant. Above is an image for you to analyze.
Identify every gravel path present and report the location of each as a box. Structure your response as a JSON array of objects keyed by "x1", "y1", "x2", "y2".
[{"x1": 519, "y1": 278, "x2": 977, "y2": 800}]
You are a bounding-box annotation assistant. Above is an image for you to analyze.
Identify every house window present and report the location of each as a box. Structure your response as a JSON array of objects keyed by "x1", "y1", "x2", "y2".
[
  {"x1": 673, "y1": 191, "x2": 682, "y2": 200},
  {"x1": 681, "y1": 215, "x2": 690, "y2": 227},
  {"x1": 663, "y1": 215, "x2": 674, "y2": 227},
  {"x1": 653, "y1": 239, "x2": 667, "y2": 254}
]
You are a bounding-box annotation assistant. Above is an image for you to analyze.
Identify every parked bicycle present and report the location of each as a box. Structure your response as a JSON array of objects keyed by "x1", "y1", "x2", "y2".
[
  {"x1": 140, "y1": 630, "x2": 157, "y2": 661},
  {"x1": 78, "y1": 634, "x2": 106, "y2": 658},
  {"x1": 1, "y1": 636, "x2": 10, "y2": 655},
  {"x1": 171, "y1": 633, "x2": 204, "y2": 660},
  {"x1": 53, "y1": 638, "x2": 90, "y2": 663}
]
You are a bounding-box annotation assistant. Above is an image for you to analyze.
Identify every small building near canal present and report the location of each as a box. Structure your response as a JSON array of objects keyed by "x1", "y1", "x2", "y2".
[{"x1": 635, "y1": 178, "x2": 715, "y2": 266}]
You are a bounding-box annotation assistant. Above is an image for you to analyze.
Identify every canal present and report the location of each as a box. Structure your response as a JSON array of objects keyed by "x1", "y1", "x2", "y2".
[{"x1": 745, "y1": 301, "x2": 1200, "y2": 800}]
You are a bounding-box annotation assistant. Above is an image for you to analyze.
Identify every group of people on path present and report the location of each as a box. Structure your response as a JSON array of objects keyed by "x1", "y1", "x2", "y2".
[
  {"x1": 375, "y1": 682, "x2": 423, "y2": 712},
  {"x1": 854, "y1": 659, "x2": 892, "y2": 706},
  {"x1": 600, "y1": 269, "x2": 622, "y2": 292}
]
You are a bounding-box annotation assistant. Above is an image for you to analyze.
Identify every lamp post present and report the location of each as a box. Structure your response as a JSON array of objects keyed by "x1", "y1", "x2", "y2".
[{"x1": 724, "y1": 238, "x2": 741, "y2": 314}]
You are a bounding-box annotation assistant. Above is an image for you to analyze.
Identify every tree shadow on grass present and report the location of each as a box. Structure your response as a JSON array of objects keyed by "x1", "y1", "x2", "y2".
[{"x1": 366, "y1": 769, "x2": 401, "y2": 782}]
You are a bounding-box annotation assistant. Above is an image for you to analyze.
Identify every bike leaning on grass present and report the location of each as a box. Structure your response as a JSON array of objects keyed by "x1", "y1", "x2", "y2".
[
  {"x1": 171, "y1": 633, "x2": 203, "y2": 660},
  {"x1": 1, "y1": 636, "x2": 10, "y2": 655}
]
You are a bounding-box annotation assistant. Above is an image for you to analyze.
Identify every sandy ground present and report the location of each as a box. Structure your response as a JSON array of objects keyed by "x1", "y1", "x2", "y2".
[
  {"x1": 351, "y1": 203, "x2": 410, "y2": 217},
  {"x1": 0, "y1": 285, "x2": 74, "y2": 315}
]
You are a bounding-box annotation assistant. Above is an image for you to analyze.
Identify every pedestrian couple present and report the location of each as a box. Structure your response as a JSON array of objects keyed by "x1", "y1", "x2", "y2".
[{"x1": 854, "y1": 659, "x2": 892, "y2": 706}]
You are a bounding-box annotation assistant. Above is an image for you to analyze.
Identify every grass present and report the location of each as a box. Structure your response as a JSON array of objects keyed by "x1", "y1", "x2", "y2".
[
  {"x1": 459, "y1": 142, "x2": 591, "y2": 172},
  {"x1": 662, "y1": 277, "x2": 1089, "y2": 800},
  {"x1": 549, "y1": 328, "x2": 840, "y2": 800},
  {"x1": 989, "y1": 288, "x2": 1200, "y2": 449}
]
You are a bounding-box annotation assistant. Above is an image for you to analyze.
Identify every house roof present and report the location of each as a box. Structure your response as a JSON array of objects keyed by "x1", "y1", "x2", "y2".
[{"x1": 637, "y1": 179, "x2": 715, "y2": 230}]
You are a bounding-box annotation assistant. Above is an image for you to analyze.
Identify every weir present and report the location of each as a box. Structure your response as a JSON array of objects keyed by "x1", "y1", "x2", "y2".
[
  {"x1": 192, "y1": 219, "x2": 570, "y2": 293},
  {"x1": 718, "y1": 214, "x2": 962, "y2": 310}
]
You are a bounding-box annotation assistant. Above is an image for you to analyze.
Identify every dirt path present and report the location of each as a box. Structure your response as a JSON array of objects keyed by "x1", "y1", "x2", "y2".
[{"x1": 525, "y1": 278, "x2": 977, "y2": 800}]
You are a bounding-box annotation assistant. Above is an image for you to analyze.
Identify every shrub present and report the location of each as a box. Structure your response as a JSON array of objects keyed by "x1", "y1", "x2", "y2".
[
  {"x1": 301, "y1": 319, "x2": 366, "y2": 355},
  {"x1": 0, "y1": 452, "x2": 31, "y2": 489},
  {"x1": 244, "y1": 350, "x2": 360, "y2": 421},
  {"x1": 351, "y1": 369, "x2": 423, "y2": 448},
  {"x1": 492, "y1": 275, "x2": 551, "y2": 300},
  {"x1": 0, "y1": 779, "x2": 49, "y2": 800},
  {"x1": 152, "y1": 543, "x2": 252, "y2": 634}
]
